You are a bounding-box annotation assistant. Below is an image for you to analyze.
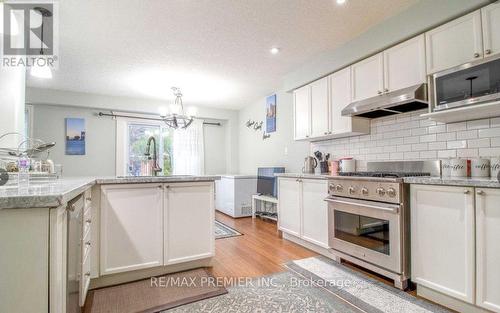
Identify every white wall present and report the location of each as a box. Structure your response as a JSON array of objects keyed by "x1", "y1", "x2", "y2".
[
  {"x1": 32, "y1": 104, "x2": 116, "y2": 177},
  {"x1": 0, "y1": 32, "x2": 25, "y2": 148},
  {"x1": 27, "y1": 87, "x2": 239, "y2": 175},
  {"x1": 238, "y1": 91, "x2": 309, "y2": 174},
  {"x1": 204, "y1": 120, "x2": 227, "y2": 175}
]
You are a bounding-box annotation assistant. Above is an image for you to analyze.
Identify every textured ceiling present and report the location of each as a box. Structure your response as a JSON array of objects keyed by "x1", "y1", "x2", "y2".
[{"x1": 27, "y1": 0, "x2": 418, "y2": 109}]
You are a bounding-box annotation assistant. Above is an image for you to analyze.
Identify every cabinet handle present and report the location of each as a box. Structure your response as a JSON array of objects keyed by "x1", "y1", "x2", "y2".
[
  {"x1": 377, "y1": 90, "x2": 383, "y2": 95},
  {"x1": 384, "y1": 88, "x2": 389, "y2": 93},
  {"x1": 85, "y1": 241, "x2": 91, "y2": 246},
  {"x1": 324, "y1": 132, "x2": 328, "y2": 135},
  {"x1": 477, "y1": 190, "x2": 485, "y2": 195},
  {"x1": 85, "y1": 219, "x2": 91, "y2": 224},
  {"x1": 474, "y1": 52, "x2": 480, "y2": 58},
  {"x1": 68, "y1": 204, "x2": 76, "y2": 212},
  {"x1": 463, "y1": 190, "x2": 470, "y2": 194},
  {"x1": 85, "y1": 272, "x2": 91, "y2": 277},
  {"x1": 85, "y1": 197, "x2": 91, "y2": 201},
  {"x1": 485, "y1": 49, "x2": 491, "y2": 55}
]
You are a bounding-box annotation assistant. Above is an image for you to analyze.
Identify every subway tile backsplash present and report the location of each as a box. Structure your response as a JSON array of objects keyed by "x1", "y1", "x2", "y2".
[{"x1": 311, "y1": 109, "x2": 500, "y2": 171}]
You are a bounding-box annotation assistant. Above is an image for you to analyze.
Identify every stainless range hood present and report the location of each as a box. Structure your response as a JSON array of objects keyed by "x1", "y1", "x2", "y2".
[{"x1": 342, "y1": 84, "x2": 428, "y2": 118}]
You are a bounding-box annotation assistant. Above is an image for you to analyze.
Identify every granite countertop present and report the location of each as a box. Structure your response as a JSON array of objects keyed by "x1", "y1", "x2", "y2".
[
  {"x1": 404, "y1": 176, "x2": 500, "y2": 188},
  {"x1": 275, "y1": 173, "x2": 331, "y2": 180},
  {"x1": 0, "y1": 175, "x2": 220, "y2": 209}
]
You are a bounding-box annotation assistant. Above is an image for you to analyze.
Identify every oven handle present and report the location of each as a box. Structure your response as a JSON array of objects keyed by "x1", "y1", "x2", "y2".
[{"x1": 324, "y1": 196, "x2": 400, "y2": 214}]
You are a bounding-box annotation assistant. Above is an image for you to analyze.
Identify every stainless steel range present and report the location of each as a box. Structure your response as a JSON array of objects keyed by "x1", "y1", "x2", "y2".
[{"x1": 325, "y1": 161, "x2": 439, "y2": 290}]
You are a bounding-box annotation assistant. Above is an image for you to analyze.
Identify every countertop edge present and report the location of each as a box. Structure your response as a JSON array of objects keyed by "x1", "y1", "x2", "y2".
[{"x1": 403, "y1": 177, "x2": 500, "y2": 188}]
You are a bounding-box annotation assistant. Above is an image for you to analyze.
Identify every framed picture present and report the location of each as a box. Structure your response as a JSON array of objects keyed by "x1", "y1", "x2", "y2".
[
  {"x1": 266, "y1": 94, "x2": 276, "y2": 133},
  {"x1": 65, "y1": 118, "x2": 86, "y2": 155}
]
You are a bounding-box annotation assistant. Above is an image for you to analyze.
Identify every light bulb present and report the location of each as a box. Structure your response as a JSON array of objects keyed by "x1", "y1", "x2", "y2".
[{"x1": 270, "y1": 47, "x2": 280, "y2": 55}]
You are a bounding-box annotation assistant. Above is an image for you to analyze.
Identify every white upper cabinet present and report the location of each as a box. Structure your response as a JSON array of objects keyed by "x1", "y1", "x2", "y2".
[
  {"x1": 384, "y1": 35, "x2": 426, "y2": 92},
  {"x1": 410, "y1": 185, "x2": 475, "y2": 304},
  {"x1": 475, "y1": 188, "x2": 500, "y2": 313},
  {"x1": 293, "y1": 85, "x2": 311, "y2": 140},
  {"x1": 482, "y1": 2, "x2": 500, "y2": 59},
  {"x1": 329, "y1": 68, "x2": 352, "y2": 135},
  {"x1": 351, "y1": 53, "x2": 384, "y2": 102},
  {"x1": 301, "y1": 179, "x2": 329, "y2": 248},
  {"x1": 310, "y1": 77, "x2": 330, "y2": 138},
  {"x1": 425, "y1": 10, "x2": 483, "y2": 74},
  {"x1": 100, "y1": 184, "x2": 164, "y2": 275}
]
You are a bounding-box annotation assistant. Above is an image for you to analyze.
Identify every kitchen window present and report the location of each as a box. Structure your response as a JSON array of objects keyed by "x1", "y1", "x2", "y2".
[
  {"x1": 116, "y1": 117, "x2": 205, "y2": 176},
  {"x1": 126, "y1": 123, "x2": 173, "y2": 176}
]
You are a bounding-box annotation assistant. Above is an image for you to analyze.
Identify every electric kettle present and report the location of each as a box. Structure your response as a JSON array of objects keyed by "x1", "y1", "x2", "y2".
[{"x1": 302, "y1": 156, "x2": 317, "y2": 174}]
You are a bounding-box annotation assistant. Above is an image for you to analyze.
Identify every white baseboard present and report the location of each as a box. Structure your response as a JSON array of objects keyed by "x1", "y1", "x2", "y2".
[{"x1": 417, "y1": 285, "x2": 492, "y2": 313}]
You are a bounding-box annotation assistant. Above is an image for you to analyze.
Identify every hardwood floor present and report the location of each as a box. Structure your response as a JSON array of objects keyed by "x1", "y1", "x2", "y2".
[
  {"x1": 212, "y1": 212, "x2": 417, "y2": 296},
  {"x1": 210, "y1": 212, "x2": 317, "y2": 278}
]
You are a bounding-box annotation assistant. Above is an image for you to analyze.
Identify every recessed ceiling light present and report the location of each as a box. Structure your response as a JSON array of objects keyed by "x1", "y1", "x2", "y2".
[
  {"x1": 270, "y1": 47, "x2": 280, "y2": 55},
  {"x1": 336, "y1": 0, "x2": 346, "y2": 5}
]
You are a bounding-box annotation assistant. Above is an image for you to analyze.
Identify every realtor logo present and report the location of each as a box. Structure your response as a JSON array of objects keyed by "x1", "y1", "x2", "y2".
[{"x1": 1, "y1": 1, "x2": 58, "y2": 68}]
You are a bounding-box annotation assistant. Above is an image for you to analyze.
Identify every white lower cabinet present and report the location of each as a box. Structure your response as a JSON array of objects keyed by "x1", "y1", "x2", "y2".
[
  {"x1": 277, "y1": 178, "x2": 301, "y2": 237},
  {"x1": 301, "y1": 179, "x2": 329, "y2": 248},
  {"x1": 164, "y1": 182, "x2": 214, "y2": 265},
  {"x1": 100, "y1": 182, "x2": 215, "y2": 276},
  {"x1": 100, "y1": 184, "x2": 164, "y2": 275},
  {"x1": 411, "y1": 184, "x2": 500, "y2": 312},
  {"x1": 410, "y1": 184, "x2": 475, "y2": 303},
  {"x1": 278, "y1": 178, "x2": 329, "y2": 248},
  {"x1": 475, "y1": 188, "x2": 500, "y2": 313}
]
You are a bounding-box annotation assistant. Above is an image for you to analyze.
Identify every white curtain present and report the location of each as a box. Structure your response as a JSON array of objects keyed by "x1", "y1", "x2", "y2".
[{"x1": 173, "y1": 119, "x2": 205, "y2": 175}]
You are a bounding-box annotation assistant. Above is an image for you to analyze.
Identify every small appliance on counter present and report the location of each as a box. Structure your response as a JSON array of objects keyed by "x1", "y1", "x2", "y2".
[
  {"x1": 302, "y1": 156, "x2": 317, "y2": 174},
  {"x1": 338, "y1": 157, "x2": 355, "y2": 173}
]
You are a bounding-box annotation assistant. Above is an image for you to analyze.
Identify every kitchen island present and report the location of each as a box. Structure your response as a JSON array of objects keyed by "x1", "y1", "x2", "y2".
[{"x1": 0, "y1": 175, "x2": 219, "y2": 313}]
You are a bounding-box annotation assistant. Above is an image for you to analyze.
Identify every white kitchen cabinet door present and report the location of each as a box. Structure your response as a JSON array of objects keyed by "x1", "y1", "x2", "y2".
[
  {"x1": 410, "y1": 185, "x2": 475, "y2": 304},
  {"x1": 384, "y1": 35, "x2": 426, "y2": 92},
  {"x1": 301, "y1": 179, "x2": 329, "y2": 248},
  {"x1": 475, "y1": 188, "x2": 500, "y2": 313},
  {"x1": 310, "y1": 77, "x2": 330, "y2": 138},
  {"x1": 100, "y1": 184, "x2": 164, "y2": 275},
  {"x1": 277, "y1": 178, "x2": 301, "y2": 237},
  {"x1": 482, "y1": 2, "x2": 500, "y2": 59},
  {"x1": 330, "y1": 67, "x2": 352, "y2": 134},
  {"x1": 351, "y1": 53, "x2": 384, "y2": 102},
  {"x1": 294, "y1": 85, "x2": 311, "y2": 140},
  {"x1": 164, "y1": 182, "x2": 214, "y2": 265},
  {"x1": 50, "y1": 206, "x2": 68, "y2": 313},
  {"x1": 425, "y1": 10, "x2": 483, "y2": 74}
]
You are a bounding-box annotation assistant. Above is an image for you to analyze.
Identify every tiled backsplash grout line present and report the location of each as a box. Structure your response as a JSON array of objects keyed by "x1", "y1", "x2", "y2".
[{"x1": 311, "y1": 110, "x2": 500, "y2": 170}]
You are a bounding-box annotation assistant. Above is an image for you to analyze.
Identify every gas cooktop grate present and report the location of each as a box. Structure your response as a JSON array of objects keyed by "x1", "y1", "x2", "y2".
[{"x1": 338, "y1": 171, "x2": 430, "y2": 178}]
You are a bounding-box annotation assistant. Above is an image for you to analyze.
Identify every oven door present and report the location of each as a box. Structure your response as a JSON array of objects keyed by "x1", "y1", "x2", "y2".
[{"x1": 326, "y1": 196, "x2": 402, "y2": 274}]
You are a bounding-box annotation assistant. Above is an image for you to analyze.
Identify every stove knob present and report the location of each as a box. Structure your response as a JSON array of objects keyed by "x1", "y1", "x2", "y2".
[
  {"x1": 348, "y1": 186, "x2": 356, "y2": 195},
  {"x1": 387, "y1": 187, "x2": 397, "y2": 198},
  {"x1": 335, "y1": 184, "x2": 343, "y2": 192},
  {"x1": 376, "y1": 187, "x2": 386, "y2": 196},
  {"x1": 361, "y1": 187, "x2": 369, "y2": 196}
]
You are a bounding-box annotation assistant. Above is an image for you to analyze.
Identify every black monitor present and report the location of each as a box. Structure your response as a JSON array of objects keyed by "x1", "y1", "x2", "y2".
[{"x1": 257, "y1": 167, "x2": 285, "y2": 197}]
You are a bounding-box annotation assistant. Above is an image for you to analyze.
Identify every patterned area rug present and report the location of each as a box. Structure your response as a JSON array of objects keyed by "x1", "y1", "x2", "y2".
[
  {"x1": 286, "y1": 256, "x2": 452, "y2": 313},
  {"x1": 214, "y1": 220, "x2": 242, "y2": 239},
  {"x1": 164, "y1": 271, "x2": 363, "y2": 312}
]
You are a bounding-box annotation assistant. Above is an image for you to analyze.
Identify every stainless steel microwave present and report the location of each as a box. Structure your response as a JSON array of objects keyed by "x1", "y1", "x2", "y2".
[{"x1": 430, "y1": 55, "x2": 500, "y2": 112}]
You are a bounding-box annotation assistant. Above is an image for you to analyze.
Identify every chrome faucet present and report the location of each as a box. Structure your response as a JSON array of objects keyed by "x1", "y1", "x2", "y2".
[{"x1": 144, "y1": 136, "x2": 162, "y2": 176}]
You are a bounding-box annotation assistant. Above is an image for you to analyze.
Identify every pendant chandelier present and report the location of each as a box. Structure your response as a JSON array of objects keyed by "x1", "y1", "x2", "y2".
[{"x1": 162, "y1": 87, "x2": 194, "y2": 129}]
